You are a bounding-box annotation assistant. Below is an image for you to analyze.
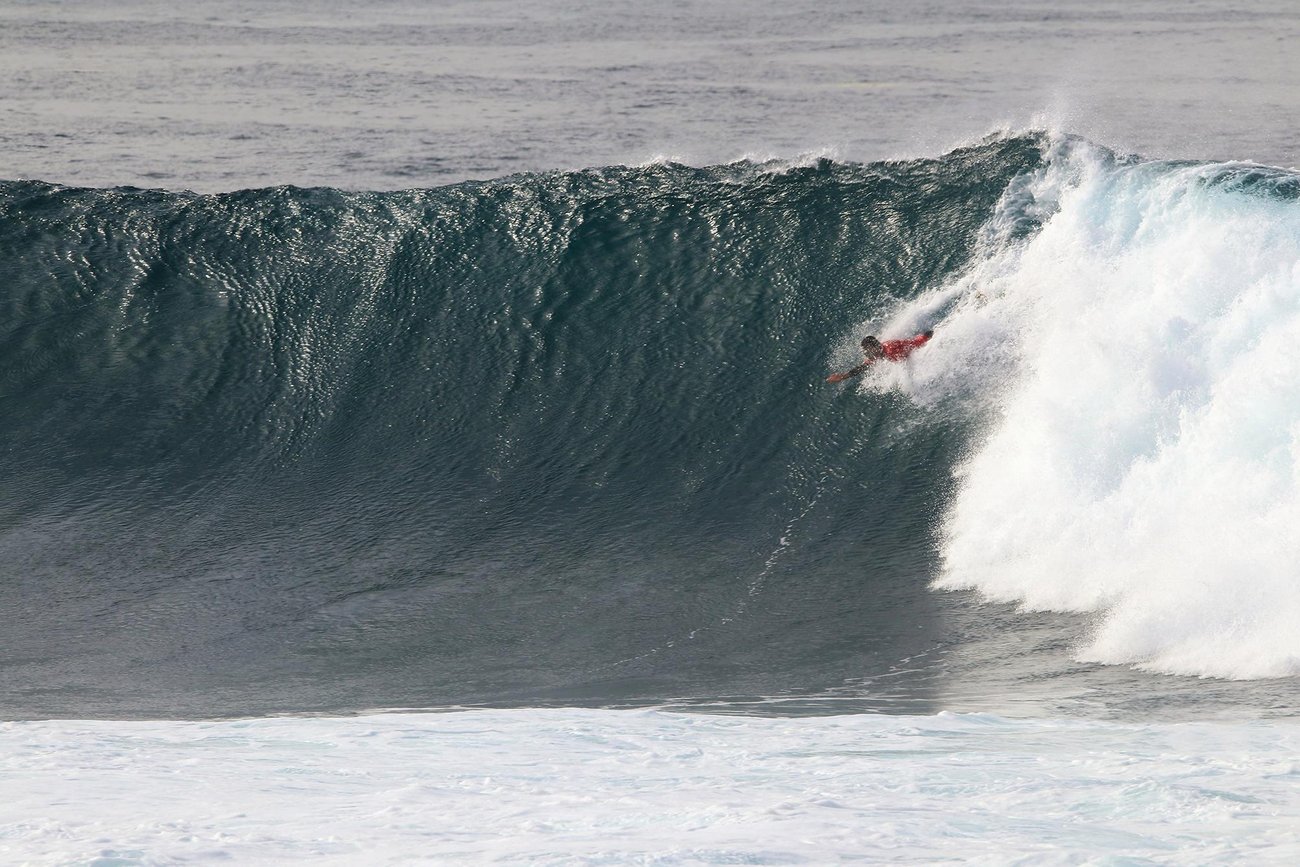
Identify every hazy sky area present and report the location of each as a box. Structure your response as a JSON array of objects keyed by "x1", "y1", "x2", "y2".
[{"x1": 1, "y1": 0, "x2": 1297, "y2": 190}]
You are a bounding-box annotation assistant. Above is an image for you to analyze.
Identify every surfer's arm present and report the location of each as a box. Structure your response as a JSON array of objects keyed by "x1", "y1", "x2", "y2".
[{"x1": 826, "y1": 361, "x2": 872, "y2": 383}]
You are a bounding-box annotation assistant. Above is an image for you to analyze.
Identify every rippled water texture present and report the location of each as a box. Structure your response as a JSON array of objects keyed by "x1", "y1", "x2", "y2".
[
  {"x1": 2, "y1": 0, "x2": 1298, "y2": 191},
  {"x1": 5, "y1": 133, "x2": 1300, "y2": 719}
]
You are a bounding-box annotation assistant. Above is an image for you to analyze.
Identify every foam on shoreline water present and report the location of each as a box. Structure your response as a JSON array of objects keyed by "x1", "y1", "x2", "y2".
[{"x1": 3, "y1": 708, "x2": 1298, "y2": 864}]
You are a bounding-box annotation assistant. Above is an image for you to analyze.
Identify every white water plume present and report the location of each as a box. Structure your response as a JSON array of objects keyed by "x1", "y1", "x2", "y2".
[{"x1": 895, "y1": 137, "x2": 1300, "y2": 679}]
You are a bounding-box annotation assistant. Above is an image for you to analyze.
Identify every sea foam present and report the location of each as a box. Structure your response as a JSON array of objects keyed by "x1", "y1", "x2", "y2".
[
  {"x1": 3, "y1": 709, "x2": 1298, "y2": 864},
  {"x1": 898, "y1": 138, "x2": 1300, "y2": 679}
]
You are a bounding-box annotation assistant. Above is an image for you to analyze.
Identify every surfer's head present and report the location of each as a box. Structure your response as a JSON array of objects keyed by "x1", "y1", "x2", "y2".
[{"x1": 861, "y1": 336, "x2": 883, "y2": 359}]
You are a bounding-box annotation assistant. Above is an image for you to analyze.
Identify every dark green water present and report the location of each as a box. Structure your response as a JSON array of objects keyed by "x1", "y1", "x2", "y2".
[{"x1": 0, "y1": 136, "x2": 1043, "y2": 717}]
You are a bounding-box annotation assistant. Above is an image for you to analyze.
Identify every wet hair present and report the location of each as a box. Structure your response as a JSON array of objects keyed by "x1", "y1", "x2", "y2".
[{"x1": 861, "y1": 335, "x2": 882, "y2": 350}]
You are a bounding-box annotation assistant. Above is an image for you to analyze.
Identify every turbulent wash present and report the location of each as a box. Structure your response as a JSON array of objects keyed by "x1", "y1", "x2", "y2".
[
  {"x1": 2, "y1": 132, "x2": 1300, "y2": 718},
  {"x1": 4, "y1": 709, "x2": 1300, "y2": 864},
  {"x1": 878, "y1": 138, "x2": 1300, "y2": 680}
]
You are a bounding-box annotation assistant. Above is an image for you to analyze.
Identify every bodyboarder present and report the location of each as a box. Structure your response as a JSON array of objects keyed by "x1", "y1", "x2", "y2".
[{"x1": 826, "y1": 330, "x2": 933, "y2": 383}]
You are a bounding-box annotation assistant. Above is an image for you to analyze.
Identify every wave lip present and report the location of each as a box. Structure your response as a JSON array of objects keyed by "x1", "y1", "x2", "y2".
[{"x1": 925, "y1": 139, "x2": 1300, "y2": 680}]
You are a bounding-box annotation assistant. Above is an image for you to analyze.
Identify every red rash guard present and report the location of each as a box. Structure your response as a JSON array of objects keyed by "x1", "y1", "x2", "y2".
[{"x1": 880, "y1": 332, "x2": 932, "y2": 361}]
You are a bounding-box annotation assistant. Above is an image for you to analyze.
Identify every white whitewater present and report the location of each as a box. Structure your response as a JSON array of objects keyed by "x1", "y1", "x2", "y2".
[
  {"x1": 3, "y1": 708, "x2": 1299, "y2": 864},
  {"x1": 883, "y1": 136, "x2": 1300, "y2": 680}
]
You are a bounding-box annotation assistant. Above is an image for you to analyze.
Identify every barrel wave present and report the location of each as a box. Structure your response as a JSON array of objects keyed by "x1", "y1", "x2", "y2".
[
  {"x1": 0, "y1": 137, "x2": 1038, "y2": 717},
  {"x1": 4, "y1": 132, "x2": 1300, "y2": 720}
]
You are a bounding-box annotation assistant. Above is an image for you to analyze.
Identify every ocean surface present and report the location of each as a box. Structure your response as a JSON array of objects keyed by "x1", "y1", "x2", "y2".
[{"x1": 4, "y1": 1, "x2": 1300, "y2": 863}]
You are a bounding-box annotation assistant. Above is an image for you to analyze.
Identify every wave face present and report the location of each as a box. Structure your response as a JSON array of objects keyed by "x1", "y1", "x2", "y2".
[
  {"x1": 6, "y1": 133, "x2": 1300, "y2": 718},
  {"x1": 0, "y1": 139, "x2": 1039, "y2": 716}
]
